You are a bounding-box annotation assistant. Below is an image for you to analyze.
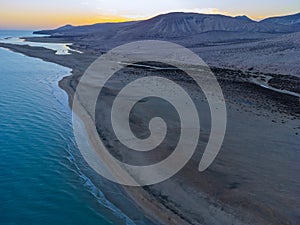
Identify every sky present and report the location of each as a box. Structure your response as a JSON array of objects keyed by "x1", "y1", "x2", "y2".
[{"x1": 1, "y1": 0, "x2": 300, "y2": 29}]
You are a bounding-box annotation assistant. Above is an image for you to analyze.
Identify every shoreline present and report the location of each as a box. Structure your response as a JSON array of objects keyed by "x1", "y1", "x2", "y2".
[
  {"x1": 1, "y1": 42, "x2": 299, "y2": 225},
  {"x1": 0, "y1": 43, "x2": 188, "y2": 225}
]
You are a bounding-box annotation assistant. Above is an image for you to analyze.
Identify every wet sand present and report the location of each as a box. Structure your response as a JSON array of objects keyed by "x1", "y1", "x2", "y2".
[{"x1": 1, "y1": 42, "x2": 299, "y2": 225}]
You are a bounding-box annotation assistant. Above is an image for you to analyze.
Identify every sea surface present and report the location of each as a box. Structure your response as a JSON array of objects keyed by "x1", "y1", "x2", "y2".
[
  {"x1": 0, "y1": 30, "x2": 139, "y2": 225},
  {"x1": 0, "y1": 30, "x2": 75, "y2": 55}
]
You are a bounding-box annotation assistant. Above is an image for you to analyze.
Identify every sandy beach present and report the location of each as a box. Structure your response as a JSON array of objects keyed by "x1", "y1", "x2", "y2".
[{"x1": 0, "y1": 41, "x2": 299, "y2": 225}]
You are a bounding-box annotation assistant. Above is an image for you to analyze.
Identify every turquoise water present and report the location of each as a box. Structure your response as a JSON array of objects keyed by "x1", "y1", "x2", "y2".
[
  {"x1": 0, "y1": 31, "x2": 141, "y2": 225},
  {"x1": 0, "y1": 30, "x2": 76, "y2": 55}
]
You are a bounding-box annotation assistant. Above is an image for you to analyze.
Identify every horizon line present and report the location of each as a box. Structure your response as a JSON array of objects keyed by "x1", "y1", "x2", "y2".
[{"x1": 1, "y1": 10, "x2": 299, "y2": 30}]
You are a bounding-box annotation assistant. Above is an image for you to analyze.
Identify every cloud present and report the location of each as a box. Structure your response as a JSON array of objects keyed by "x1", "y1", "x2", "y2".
[
  {"x1": 93, "y1": 0, "x2": 184, "y2": 17},
  {"x1": 179, "y1": 8, "x2": 232, "y2": 16},
  {"x1": 77, "y1": 1, "x2": 235, "y2": 19},
  {"x1": 124, "y1": 8, "x2": 233, "y2": 20}
]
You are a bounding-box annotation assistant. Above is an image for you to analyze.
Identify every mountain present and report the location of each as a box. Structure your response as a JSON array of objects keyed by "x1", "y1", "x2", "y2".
[
  {"x1": 109, "y1": 12, "x2": 296, "y2": 39},
  {"x1": 31, "y1": 11, "x2": 300, "y2": 77},
  {"x1": 32, "y1": 11, "x2": 300, "y2": 59},
  {"x1": 34, "y1": 24, "x2": 74, "y2": 35},
  {"x1": 105, "y1": 13, "x2": 293, "y2": 39},
  {"x1": 261, "y1": 12, "x2": 300, "y2": 25},
  {"x1": 56, "y1": 24, "x2": 74, "y2": 31},
  {"x1": 34, "y1": 22, "x2": 137, "y2": 36},
  {"x1": 35, "y1": 12, "x2": 299, "y2": 38},
  {"x1": 235, "y1": 15, "x2": 254, "y2": 22}
]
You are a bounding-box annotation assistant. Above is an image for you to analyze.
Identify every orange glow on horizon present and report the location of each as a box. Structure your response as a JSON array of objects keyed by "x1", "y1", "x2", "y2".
[
  {"x1": 1, "y1": 9, "x2": 298, "y2": 29},
  {"x1": 0, "y1": 11, "x2": 133, "y2": 29}
]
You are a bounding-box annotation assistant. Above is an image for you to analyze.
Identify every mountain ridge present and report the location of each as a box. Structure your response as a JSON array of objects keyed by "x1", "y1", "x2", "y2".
[
  {"x1": 35, "y1": 11, "x2": 300, "y2": 37},
  {"x1": 31, "y1": 11, "x2": 300, "y2": 77},
  {"x1": 261, "y1": 12, "x2": 300, "y2": 25}
]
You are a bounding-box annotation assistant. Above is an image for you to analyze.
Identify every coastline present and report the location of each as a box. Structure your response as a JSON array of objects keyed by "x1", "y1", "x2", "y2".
[
  {"x1": 0, "y1": 43, "x2": 187, "y2": 225},
  {"x1": 1, "y1": 42, "x2": 299, "y2": 225}
]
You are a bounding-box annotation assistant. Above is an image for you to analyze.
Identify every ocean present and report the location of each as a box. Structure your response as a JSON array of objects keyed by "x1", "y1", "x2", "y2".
[{"x1": 0, "y1": 31, "x2": 141, "y2": 225}]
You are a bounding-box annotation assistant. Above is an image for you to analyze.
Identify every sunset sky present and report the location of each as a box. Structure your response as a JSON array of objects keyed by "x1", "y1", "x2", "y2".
[{"x1": 1, "y1": 0, "x2": 299, "y2": 29}]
